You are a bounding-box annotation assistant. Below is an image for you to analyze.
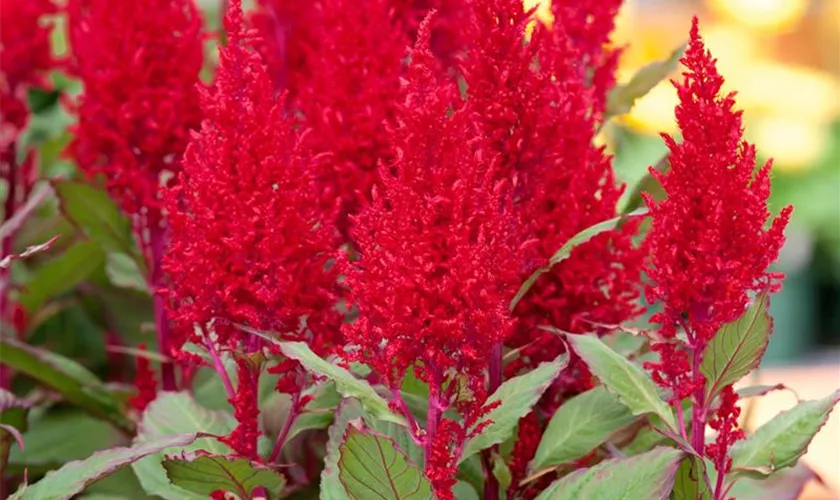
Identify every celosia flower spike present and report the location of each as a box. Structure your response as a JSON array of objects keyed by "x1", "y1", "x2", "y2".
[
  {"x1": 343, "y1": 15, "x2": 523, "y2": 499},
  {"x1": 643, "y1": 17, "x2": 792, "y2": 482}
]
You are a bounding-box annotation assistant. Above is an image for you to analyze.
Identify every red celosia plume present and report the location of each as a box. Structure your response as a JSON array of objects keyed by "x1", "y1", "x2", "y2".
[
  {"x1": 164, "y1": 0, "x2": 340, "y2": 359},
  {"x1": 643, "y1": 17, "x2": 792, "y2": 477},
  {"x1": 127, "y1": 344, "x2": 158, "y2": 412},
  {"x1": 67, "y1": 0, "x2": 204, "y2": 232}
]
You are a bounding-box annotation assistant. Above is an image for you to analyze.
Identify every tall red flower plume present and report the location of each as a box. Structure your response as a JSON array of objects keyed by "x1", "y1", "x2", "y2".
[
  {"x1": 644, "y1": 18, "x2": 792, "y2": 349},
  {"x1": 164, "y1": 0, "x2": 340, "y2": 357},
  {"x1": 294, "y1": 0, "x2": 409, "y2": 242},
  {"x1": 461, "y1": 0, "x2": 643, "y2": 396},
  {"x1": 343, "y1": 19, "x2": 523, "y2": 497},
  {"x1": 67, "y1": 0, "x2": 204, "y2": 233},
  {"x1": 0, "y1": 0, "x2": 57, "y2": 230},
  {"x1": 548, "y1": 0, "x2": 623, "y2": 117},
  {"x1": 643, "y1": 18, "x2": 792, "y2": 474}
]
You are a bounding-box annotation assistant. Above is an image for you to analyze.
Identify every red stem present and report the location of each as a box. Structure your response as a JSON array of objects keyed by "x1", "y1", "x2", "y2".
[
  {"x1": 424, "y1": 367, "x2": 444, "y2": 465},
  {"x1": 270, "y1": 390, "x2": 301, "y2": 462},
  {"x1": 149, "y1": 226, "x2": 176, "y2": 391},
  {"x1": 205, "y1": 336, "x2": 235, "y2": 398},
  {"x1": 482, "y1": 342, "x2": 503, "y2": 500}
]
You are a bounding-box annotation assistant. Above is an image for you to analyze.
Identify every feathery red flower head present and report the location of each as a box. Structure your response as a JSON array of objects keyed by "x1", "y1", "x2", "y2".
[
  {"x1": 164, "y1": 0, "x2": 340, "y2": 356},
  {"x1": 67, "y1": 0, "x2": 204, "y2": 228},
  {"x1": 644, "y1": 18, "x2": 792, "y2": 347},
  {"x1": 343, "y1": 20, "x2": 521, "y2": 389}
]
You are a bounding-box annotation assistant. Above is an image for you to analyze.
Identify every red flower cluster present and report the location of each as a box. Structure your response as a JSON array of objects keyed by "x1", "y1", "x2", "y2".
[
  {"x1": 127, "y1": 344, "x2": 158, "y2": 412},
  {"x1": 460, "y1": 0, "x2": 643, "y2": 396},
  {"x1": 644, "y1": 18, "x2": 792, "y2": 368},
  {"x1": 293, "y1": 0, "x2": 408, "y2": 241},
  {"x1": 164, "y1": 1, "x2": 340, "y2": 356},
  {"x1": 67, "y1": 0, "x2": 204, "y2": 232},
  {"x1": 643, "y1": 17, "x2": 792, "y2": 475},
  {"x1": 0, "y1": 0, "x2": 57, "y2": 222},
  {"x1": 342, "y1": 19, "x2": 524, "y2": 497}
]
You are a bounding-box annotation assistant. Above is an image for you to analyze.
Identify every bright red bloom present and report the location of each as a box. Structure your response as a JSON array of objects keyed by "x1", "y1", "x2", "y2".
[
  {"x1": 343, "y1": 22, "x2": 522, "y2": 391},
  {"x1": 643, "y1": 17, "x2": 791, "y2": 470},
  {"x1": 248, "y1": 0, "x2": 320, "y2": 98},
  {"x1": 67, "y1": 0, "x2": 204, "y2": 231},
  {"x1": 706, "y1": 385, "x2": 745, "y2": 475},
  {"x1": 164, "y1": 1, "x2": 340, "y2": 356},
  {"x1": 390, "y1": 0, "x2": 469, "y2": 67},
  {"x1": 548, "y1": 0, "x2": 623, "y2": 117},
  {"x1": 0, "y1": 0, "x2": 56, "y2": 223},
  {"x1": 294, "y1": 0, "x2": 408, "y2": 241},
  {"x1": 460, "y1": 0, "x2": 643, "y2": 386},
  {"x1": 220, "y1": 357, "x2": 261, "y2": 460},
  {"x1": 127, "y1": 344, "x2": 158, "y2": 412},
  {"x1": 644, "y1": 18, "x2": 792, "y2": 349},
  {"x1": 343, "y1": 21, "x2": 523, "y2": 495}
]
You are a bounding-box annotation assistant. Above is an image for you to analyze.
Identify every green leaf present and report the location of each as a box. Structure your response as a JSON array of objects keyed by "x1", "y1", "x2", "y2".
[
  {"x1": 0, "y1": 390, "x2": 30, "y2": 471},
  {"x1": 18, "y1": 241, "x2": 106, "y2": 312},
  {"x1": 565, "y1": 334, "x2": 677, "y2": 431},
  {"x1": 163, "y1": 452, "x2": 286, "y2": 498},
  {"x1": 0, "y1": 337, "x2": 132, "y2": 432},
  {"x1": 726, "y1": 462, "x2": 817, "y2": 500},
  {"x1": 619, "y1": 155, "x2": 669, "y2": 214},
  {"x1": 132, "y1": 392, "x2": 235, "y2": 500},
  {"x1": 606, "y1": 43, "x2": 686, "y2": 119},
  {"x1": 105, "y1": 253, "x2": 149, "y2": 293},
  {"x1": 321, "y1": 399, "x2": 365, "y2": 500},
  {"x1": 701, "y1": 293, "x2": 771, "y2": 402},
  {"x1": 671, "y1": 457, "x2": 713, "y2": 500},
  {"x1": 535, "y1": 447, "x2": 683, "y2": 500},
  {"x1": 451, "y1": 481, "x2": 479, "y2": 500},
  {"x1": 8, "y1": 411, "x2": 122, "y2": 470},
  {"x1": 730, "y1": 389, "x2": 840, "y2": 477},
  {"x1": 9, "y1": 433, "x2": 202, "y2": 500},
  {"x1": 287, "y1": 383, "x2": 342, "y2": 444},
  {"x1": 54, "y1": 181, "x2": 144, "y2": 273},
  {"x1": 460, "y1": 353, "x2": 568, "y2": 463},
  {"x1": 510, "y1": 209, "x2": 647, "y2": 310},
  {"x1": 529, "y1": 386, "x2": 636, "y2": 473},
  {"x1": 338, "y1": 424, "x2": 437, "y2": 500},
  {"x1": 249, "y1": 336, "x2": 403, "y2": 426}
]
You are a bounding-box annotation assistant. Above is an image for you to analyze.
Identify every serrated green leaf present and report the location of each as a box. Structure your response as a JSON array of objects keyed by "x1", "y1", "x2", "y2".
[
  {"x1": 163, "y1": 452, "x2": 286, "y2": 498},
  {"x1": 248, "y1": 336, "x2": 403, "y2": 427},
  {"x1": 9, "y1": 433, "x2": 202, "y2": 500},
  {"x1": 730, "y1": 389, "x2": 840, "y2": 477},
  {"x1": 535, "y1": 447, "x2": 683, "y2": 500},
  {"x1": 0, "y1": 337, "x2": 131, "y2": 432},
  {"x1": 606, "y1": 43, "x2": 686, "y2": 119},
  {"x1": 510, "y1": 210, "x2": 647, "y2": 310},
  {"x1": 321, "y1": 399, "x2": 365, "y2": 500},
  {"x1": 529, "y1": 386, "x2": 636, "y2": 473},
  {"x1": 701, "y1": 293, "x2": 771, "y2": 402},
  {"x1": 54, "y1": 181, "x2": 145, "y2": 273},
  {"x1": 338, "y1": 425, "x2": 436, "y2": 500},
  {"x1": 132, "y1": 392, "x2": 235, "y2": 500},
  {"x1": 460, "y1": 353, "x2": 568, "y2": 463},
  {"x1": 566, "y1": 334, "x2": 677, "y2": 431},
  {"x1": 18, "y1": 241, "x2": 106, "y2": 312},
  {"x1": 671, "y1": 457, "x2": 713, "y2": 500}
]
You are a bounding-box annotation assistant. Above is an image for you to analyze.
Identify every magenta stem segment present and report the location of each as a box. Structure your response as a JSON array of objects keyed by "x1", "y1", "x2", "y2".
[
  {"x1": 391, "y1": 387, "x2": 423, "y2": 445},
  {"x1": 482, "y1": 342, "x2": 503, "y2": 500},
  {"x1": 270, "y1": 390, "x2": 301, "y2": 462},
  {"x1": 205, "y1": 336, "x2": 235, "y2": 398},
  {"x1": 424, "y1": 367, "x2": 444, "y2": 466},
  {"x1": 149, "y1": 225, "x2": 176, "y2": 391}
]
